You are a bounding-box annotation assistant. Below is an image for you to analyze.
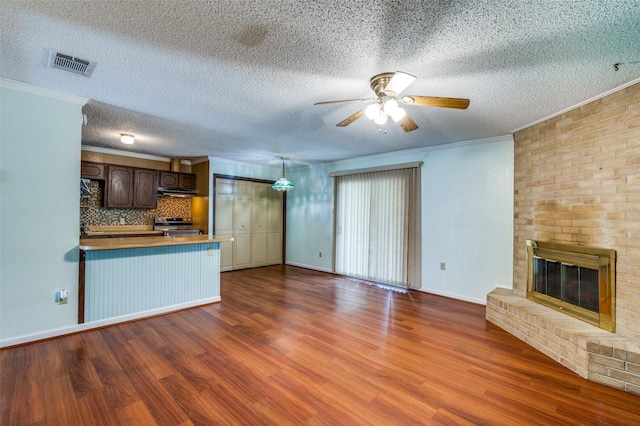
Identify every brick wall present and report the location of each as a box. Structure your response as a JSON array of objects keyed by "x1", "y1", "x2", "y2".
[{"x1": 513, "y1": 82, "x2": 640, "y2": 340}]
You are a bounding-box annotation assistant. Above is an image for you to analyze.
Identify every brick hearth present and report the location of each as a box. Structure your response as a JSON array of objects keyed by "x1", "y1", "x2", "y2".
[{"x1": 487, "y1": 288, "x2": 640, "y2": 395}]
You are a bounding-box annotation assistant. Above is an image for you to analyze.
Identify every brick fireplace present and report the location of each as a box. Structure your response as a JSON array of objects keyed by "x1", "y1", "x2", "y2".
[{"x1": 486, "y1": 81, "x2": 640, "y2": 395}]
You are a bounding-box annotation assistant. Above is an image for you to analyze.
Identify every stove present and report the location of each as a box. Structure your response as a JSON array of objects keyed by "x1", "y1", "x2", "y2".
[{"x1": 154, "y1": 217, "x2": 200, "y2": 236}]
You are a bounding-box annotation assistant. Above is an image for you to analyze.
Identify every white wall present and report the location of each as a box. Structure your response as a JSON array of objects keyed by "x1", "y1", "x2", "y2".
[
  {"x1": 208, "y1": 156, "x2": 280, "y2": 182},
  {"x1": 421, "y1": 138, "x2": 514, "y2": 303},
  {"x1": 0, "y1": 80, "x2": 86, "y2": 344},
  {"x1": 286, "y1": 136, "x2": 514, "y2": 304},
  {"x1": 285, "y1": 162, "x2": 336, "y2": 272}
]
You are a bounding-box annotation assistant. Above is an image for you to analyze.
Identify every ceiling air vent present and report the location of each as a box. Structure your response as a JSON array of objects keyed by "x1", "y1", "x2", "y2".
[{"x1": 48, "y1": 50, "x2": 96, "y2": 77}]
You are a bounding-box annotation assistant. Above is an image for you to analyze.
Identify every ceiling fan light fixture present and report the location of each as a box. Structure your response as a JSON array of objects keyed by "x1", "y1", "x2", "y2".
[
  {"x1": 365, "y1": 103, "x2": 380, "y2": 120},
  {"x1": 383, "y1": 98, "x2": 399, "y2": 115},
  {"x1": 314, "y1": 71, "x2": 469, "y2": 131},
  {"x1": 374, "y1": 111, "x2": 388, "y2": 125},
  {"x1": 391, "y1": 107, "x2": 406, "y2": 122}
]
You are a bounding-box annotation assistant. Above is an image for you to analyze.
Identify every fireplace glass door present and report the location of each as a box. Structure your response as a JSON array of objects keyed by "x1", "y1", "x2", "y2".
[
  {"x1": 533, "y1": 258, "x2": 600, "y2": 313},
  {"x1": 526, "y1": 240, "x2": 615, "y2": 332}
]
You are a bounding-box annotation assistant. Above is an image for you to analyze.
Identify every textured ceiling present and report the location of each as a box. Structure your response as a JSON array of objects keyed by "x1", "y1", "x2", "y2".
[{"x1": 1, "y1": 1, "x2": 639, "y2": 166}]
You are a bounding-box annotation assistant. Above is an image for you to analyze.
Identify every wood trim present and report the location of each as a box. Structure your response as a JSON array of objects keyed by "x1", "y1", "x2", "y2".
[
  {"x1": 282, "y1": 191, "x2": 287, "y2": 263},
  {"x1": 212, "y1": 173, "x2": 274, "y2": 185},
  {"x1": 78, "y1": 249, "x2": 85, "y2": 324}
]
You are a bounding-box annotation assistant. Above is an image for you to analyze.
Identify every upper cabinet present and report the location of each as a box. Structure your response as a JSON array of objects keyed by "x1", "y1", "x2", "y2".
[
  {"x1": 179, "y1": 173, "x2": 196, "y2": 190},
  {"x1": 83, "y1": 160, "x2": 195, "y2": 209},
  {"x1": 81, "y1": 161, "x2": 105, "y2": 180},
  {"x1": 133, "y1": 168, "x2": 158, "y2": 209},
  {"x1": 159, "y1": 171, "x2": 196, "y2": 191},
  {"x1": 104, "y1": 165, "x2": 158, "y2": 208},
  {"x1": 159, "y1": 171, "x2": 178, "y2": 188},
  {"x1": 104, "y1": 165, "x2": 134, "y2": 208}
]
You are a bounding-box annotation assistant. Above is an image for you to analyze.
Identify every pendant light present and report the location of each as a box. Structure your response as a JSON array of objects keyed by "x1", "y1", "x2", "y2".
[{"x1": 272, "y1": 157, "x2": 294, "y2": 192}]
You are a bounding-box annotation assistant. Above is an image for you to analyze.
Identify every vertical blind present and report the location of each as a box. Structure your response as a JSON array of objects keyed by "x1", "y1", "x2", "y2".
[{"x1": 334, "y1": 166, "x2": 421, "y2": 288}]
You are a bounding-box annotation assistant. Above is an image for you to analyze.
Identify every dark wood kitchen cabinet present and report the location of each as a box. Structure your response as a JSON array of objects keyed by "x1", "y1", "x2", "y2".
[
  {"x1": 80, "y1": 161, "x2": 105, "y2": 180},
  {"x1": 159, "y1": 171, "x2": 196, "y2": 190},
  {"x1": 104, "y1": 165, "x2": 133, "y2": 208},
  {"x1": 133, "y1": 168, "x2": 158, "y2": 208},
  {"x1": 104, "y1": 166, "x2": 158, "y2": 208},
  {"x1": 159, "y1": 171, "x2": 179, "y2": 188},
  {"x1": 178, "y1": 173, "x2": 196, "y2": 190}
]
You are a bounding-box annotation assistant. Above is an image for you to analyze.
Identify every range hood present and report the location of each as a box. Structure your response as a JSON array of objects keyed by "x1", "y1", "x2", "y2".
[{"x1": 158, "y1": 187, "x2": 196, "y2": 197}]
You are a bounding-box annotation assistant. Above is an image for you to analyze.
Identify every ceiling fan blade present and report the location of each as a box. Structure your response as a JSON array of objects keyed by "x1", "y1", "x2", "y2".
[
  {"x1": 314, "y1": 98, "x2": 376, "y2": 106},
  {"x1": 384, "y1": 71, "x2": 416, "y2": 96},
  {"x1": 396, "y1": 114, "x2": 419, "y2": 132},
  {"x1": 401, "y1": 95, "x2": 470, "y2": 109},
  {"x1": 336, "y1": 108, "x2": 366, "y2": 127}
]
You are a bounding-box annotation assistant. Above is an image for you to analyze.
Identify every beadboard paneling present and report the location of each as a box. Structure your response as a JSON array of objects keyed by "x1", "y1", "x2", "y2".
[{"x1": 84, "y1": 243, "x2": 220, "y2": 322}]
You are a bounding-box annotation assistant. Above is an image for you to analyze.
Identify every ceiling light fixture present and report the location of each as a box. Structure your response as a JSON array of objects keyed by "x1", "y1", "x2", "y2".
[
  {"x1": 365, "y1": 97, "x2": 406, "y2": 127},
  {"x1": 272, "y1": 157, "x2": 294, "y2": 192},
  {"x1": 120, "y1": 133, "x2": 135, "y2": 144}
]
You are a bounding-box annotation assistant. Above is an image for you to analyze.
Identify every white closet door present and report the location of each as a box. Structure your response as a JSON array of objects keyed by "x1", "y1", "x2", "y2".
[
  {"x1": 267, "y1": 198, "x2": 282, "y2": 232},
  {"x1": 214, "y1": 178, "x2": 285, "y2": 270},
  {"x1": 266, "y1": 190, "x2": 283, "y2": 265},
  {"x1": 216, "y1": 198, "x2": 234, "y2": 231},
  {"x1": 267, "y1": 232, "x2": 282, "y2": 264},
  {"x1": 217, "y1": 212, "x2": 234, "y2": 271},
  {"x1": 215, "y1": 179, "x2": 235, "y2": 271},
  {"x1": 251, "y1": 233, "x2": 268, "y2": 266},
  {"x1": 234, "y1": 233, "x2": 252, "y2": 268},
  {"x1": 252, "y1": 199, "x2": 268, "y2": 232},
  {"x1": 235, "y1": 200, "x2": 251, "y2": 232}
]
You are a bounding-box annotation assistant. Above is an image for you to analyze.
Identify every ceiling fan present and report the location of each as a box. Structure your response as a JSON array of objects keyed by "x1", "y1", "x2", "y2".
[{"x1": 315, "y1": 71, "x2": 470, "y2": 132}]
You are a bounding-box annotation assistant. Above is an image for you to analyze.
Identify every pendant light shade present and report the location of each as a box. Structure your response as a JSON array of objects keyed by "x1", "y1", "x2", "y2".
[{"x1": 273, "y1": 157, "x2": 294, "y2": 192}]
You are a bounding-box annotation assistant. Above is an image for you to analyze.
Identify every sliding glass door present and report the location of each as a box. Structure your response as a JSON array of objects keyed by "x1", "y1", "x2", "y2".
[{"x1": 334, "y1": 165, "x2": 420, "y2": 288}]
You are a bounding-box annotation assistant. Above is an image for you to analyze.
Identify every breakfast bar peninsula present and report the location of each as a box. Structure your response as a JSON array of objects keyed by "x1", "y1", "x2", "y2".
[{"x1": 78, "y1": 235, "x2": 232, "y2": 325}]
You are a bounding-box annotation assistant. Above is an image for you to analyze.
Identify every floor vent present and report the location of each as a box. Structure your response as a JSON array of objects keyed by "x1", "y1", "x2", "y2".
[{"x1": 48, "y1": 50, "x2": 96, "y2": 77}]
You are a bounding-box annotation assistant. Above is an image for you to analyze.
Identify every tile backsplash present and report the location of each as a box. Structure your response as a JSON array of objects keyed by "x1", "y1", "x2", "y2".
[{"x1": 80, "y1": 181, "x2": 191, "y2": 226}]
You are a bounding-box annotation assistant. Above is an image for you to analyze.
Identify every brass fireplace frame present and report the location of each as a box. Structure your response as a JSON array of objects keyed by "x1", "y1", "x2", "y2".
[{"x1": 526, "y1": 240, "x2": 616, "y2": 332}]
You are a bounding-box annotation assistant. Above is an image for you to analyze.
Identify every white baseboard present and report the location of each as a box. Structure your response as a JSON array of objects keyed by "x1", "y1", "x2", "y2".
[
  {"x1": 416, "y1": 288, "x2": 487, "y2": 305},
  {"x1": 0, "y1": 297, "x2": 221, "y2": 348},
  {"x1": 285, "y1": 261, "x2": 334, "y2": 274}
]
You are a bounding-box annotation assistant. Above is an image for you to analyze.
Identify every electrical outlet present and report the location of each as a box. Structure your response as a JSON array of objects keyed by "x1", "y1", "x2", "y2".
[
  {"x1": 57, "y1": 289, "x2": 68, "y2": 305},
  {"x1": 440, "y1": 262, "x2": 446, "y2": 270},
  {"x1": 119, "y1": 216, "x2": 126, "y2": 225}
]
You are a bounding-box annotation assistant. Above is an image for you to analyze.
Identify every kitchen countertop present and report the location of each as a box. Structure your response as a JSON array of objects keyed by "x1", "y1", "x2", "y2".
[
  {"x1": 79, "y1": 235, "x2": 232, "y2": 251},
  {"x1": 83, "y1": 225, "x2": 164, "y2": 237}
]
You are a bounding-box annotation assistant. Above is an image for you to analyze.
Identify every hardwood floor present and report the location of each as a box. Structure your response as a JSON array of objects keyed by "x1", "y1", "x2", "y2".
[{"x1": 2, "y1": 265, "x2": 639, "y2": 425}]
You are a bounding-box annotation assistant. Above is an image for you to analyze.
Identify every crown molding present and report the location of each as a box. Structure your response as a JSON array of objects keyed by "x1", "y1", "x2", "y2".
[
  {"x1": 0, "y1": 77, "x2": 89, "y2": 106},
  {"x1": 511, "y1": 78, "x2": 640, "y2": 133},
  {"x1": 329, "y1": 134, "x2": 514, "y2": 167},
  {"x1": 81, "y1": 145, "x2": 193, "y2": 165}
]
